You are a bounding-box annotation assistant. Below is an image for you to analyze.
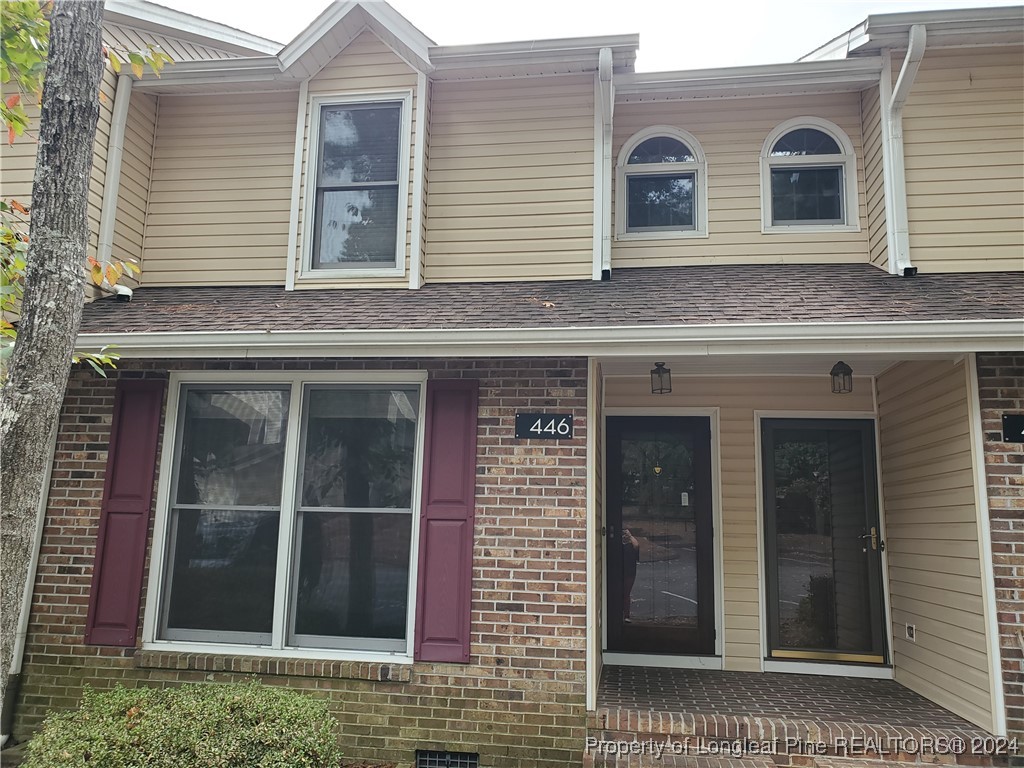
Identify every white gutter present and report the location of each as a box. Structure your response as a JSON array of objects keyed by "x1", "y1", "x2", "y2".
[
  {"x1": 880, "y1": 24, "x2": 926, "y2": 275},
  {"x1": 408, "y1": 70, "x2": 428, "y2": 290},
  {"x1": 284, "y1": 79, "x2": 309, "y2": 292},
  {"x1": 1, "y1": 423, "x2": 58, "y2": 745},
  {"x1": 96, "y1": 74, "x2": 133, "y2": 271},
  {"x1": 592, "y1": 47, "x2": 613, "y2": 281},
  {"x1": 77, "y1": 319, "x2": 1024, "y2": 359}
]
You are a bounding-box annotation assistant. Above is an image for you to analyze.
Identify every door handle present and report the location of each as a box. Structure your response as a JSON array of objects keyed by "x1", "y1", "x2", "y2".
[{"x1": 859, "y1": 526, "x2": 884, "y2": 552}]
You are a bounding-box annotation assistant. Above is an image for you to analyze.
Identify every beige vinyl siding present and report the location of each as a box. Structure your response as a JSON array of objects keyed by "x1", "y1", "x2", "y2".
[
  {"x1": 423, "y1": 74, "x2": 595, "y2": 282},
  {"x1": 903, "y1": 46, "x2": 1024, "y2": 273},
  {"x1": 143, "y1": 91, "x2": 298, "y2": 286},
  {"x1": 877, "y1": 360, "x2": 993, "y2": 732},
  {"x1": 112, "y1": 92, "x2": 157, "y2": 288},
  {"x1": 1, "y1": 103, "x2": 39, "y2": 206},
  {"x1": 861, "y1": 85, "x2": 888, "y2": 270},
  {"x1": 295, "y1": 31, "x2": 418, "y2": 289},
  {"x1": 611, "y1": 92, "x2": 869, "y2": 268},
  {"x1": 603, "y1": 375, "x2": 874, "y2": 670},
  {"x1": 102, "y1": 22, "x2": 243, "y2": 62}
]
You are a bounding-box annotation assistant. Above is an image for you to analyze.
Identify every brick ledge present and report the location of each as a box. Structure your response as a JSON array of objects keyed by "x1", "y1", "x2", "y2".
[{"x1": 135, "y1": 650, "x2": 412, "y2": 683}]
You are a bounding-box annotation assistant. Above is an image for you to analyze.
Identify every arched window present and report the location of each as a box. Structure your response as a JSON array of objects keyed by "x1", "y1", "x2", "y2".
[
  {"x1": 760, "y1": 118, "x2": 859, "y2": 231},
  {"x1": 617, "y1": 127, "x2": 707, "y2": 238}
]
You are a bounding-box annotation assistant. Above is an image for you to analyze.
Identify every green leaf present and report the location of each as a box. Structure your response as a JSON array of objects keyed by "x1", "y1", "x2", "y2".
[{"x1": 108, "y1": 50, "x2": 122, "y2": 74}]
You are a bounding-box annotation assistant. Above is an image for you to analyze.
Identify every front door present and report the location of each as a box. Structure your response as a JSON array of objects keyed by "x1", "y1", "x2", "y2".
[
  {"x1": 761, "y1": 419, "x2": 887, "y2": 663},
  {"x1": 606, "y1": 416, "x2": 715, "y2": 655}
]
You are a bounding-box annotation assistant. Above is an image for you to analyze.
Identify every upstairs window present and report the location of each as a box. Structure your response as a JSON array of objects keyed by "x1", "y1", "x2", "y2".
[
  {"x1": 760, "y1": 118, "x2": 858, "y2": 232},
  {"x1": 304, "y1": 93, "x2": 411, "y2": 276},
  {"x1": 617, "y1": 127, "x2": 708, "y2": 239}
]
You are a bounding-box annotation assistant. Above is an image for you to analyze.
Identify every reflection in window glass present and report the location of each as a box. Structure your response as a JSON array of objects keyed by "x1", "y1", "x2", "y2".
[
  {"x1": 770, "y1": 128, "x2": 841, "y2": 157},
  {"x1": 627, "y1": 174, "x2": 695, "y2": 230},
  {"x1": 770, "y1": 166, "x2": 842, "y2": 224},
  {"x1": 300, "y1": 387, "x2": 418, "y2": 509},
  {"x1": 165, "y1": 509, "x2": 279, "y2": 637},
  {"x1": 313, "y1": 102, "x2": 402, "y2": 269},
  {"x1": 293, "y1": 511, "x2": 411, "y2": 644},
  {"x1": 175, "y1": 389, "x2": 288, "y2": 507}
]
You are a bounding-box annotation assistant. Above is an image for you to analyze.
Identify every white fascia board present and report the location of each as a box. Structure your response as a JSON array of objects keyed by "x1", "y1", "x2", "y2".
[
  {"x1": 129, "y1": 57, "x2": 287, "y2": 91},
  {"x1": 278, "y1": 1, "x2": 360, "y2": 70},
  {"x1": 617, "y1": 58, "x2": 882, "y2": 99},
  {"x1": 799, "y1": 22, "x2": 870, "y2": 62},
  {"x1": 103, "y1": 1, "x2": 281, "y2": 55},
  {"x1": 429, "y1": 34, "x2": 638, "y2": 71},
  {"x1": 77, "y1": 319, "x2": 1024, "y2": 359},
  {"x1": 361, "y1": 2, "x2": 435, "y2": 72}
]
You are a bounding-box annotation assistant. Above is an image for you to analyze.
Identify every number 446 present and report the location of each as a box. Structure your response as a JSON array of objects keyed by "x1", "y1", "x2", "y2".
[{"x1": 530, "y1": 417, "x2": 571, "y2": 436}]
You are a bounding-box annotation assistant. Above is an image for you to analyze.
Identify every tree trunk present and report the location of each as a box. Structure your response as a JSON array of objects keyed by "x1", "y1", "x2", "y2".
[{"x1": 0, "y1": 0, "x2": 105, "y2": 724}]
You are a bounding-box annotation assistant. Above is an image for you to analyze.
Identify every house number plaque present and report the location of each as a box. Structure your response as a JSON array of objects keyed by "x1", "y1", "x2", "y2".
[
  {"x1": 1002, "y1": 413, "x2": 1024, "y2": 443},
  {"x1": 515, "y1": 413, "x2": 573, "y2": 439}
]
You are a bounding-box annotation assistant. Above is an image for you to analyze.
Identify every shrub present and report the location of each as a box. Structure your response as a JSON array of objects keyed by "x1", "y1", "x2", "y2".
[{"x1": 23, "y1": 680, "x2": 341, "y2": 768}]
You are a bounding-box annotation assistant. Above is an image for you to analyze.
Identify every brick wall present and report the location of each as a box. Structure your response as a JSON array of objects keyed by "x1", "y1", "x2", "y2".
[
  {"x1": 12, "y1": 357, "x2": 589, "y2": 768},
  {"x1": 976, "y1": 352, "x2": 1024, "y2": 747}
]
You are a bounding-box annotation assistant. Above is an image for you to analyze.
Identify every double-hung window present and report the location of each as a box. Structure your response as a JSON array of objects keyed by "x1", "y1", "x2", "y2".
[
  {"x1": 153, "y1": 374, "x2": 424, "y2": 657},
  {"x1": 616, "y1": 127, "x2": 708, "y2": 239},
  {"x1": 305, "y1": 94, "x2": 411, "y2": 276},
  {"x1": 760, "y1": 118, "x2": 859, "y2": 232}
]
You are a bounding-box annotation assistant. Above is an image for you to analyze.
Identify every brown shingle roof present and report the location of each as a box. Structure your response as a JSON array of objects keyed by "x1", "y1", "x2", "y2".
[{"x1": 79, "y1": 264, "x2": 1023, "y2": 334}]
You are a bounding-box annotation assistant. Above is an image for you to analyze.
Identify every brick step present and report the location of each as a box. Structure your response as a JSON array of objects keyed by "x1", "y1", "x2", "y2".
[
  {"x1": 585, "y1": 751, "x2": 778, "y2": 768},
  {"x1": 584, "y1": 750, "x2": 1010, "y2": 768},
  {"x1": 588, "y1": 708, "x2": 1008, "y2": 767}
]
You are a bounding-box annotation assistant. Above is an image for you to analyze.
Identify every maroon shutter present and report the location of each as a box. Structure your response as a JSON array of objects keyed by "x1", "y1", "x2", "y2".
[
  {"x1": 414, "y1": 379, "x2": 479, "y2": 663},
  {"x1": 85, "y1": 379, "x2": 165, "y2": 646}
]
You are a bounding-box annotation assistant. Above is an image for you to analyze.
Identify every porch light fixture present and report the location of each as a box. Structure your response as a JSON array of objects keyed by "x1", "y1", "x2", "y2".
[
  {"x1": 830, "y1": 361, "x2": 854, "y2": 394},
  {"x1": 651, "y1": 362, "x2": 672, "y2": 394}
]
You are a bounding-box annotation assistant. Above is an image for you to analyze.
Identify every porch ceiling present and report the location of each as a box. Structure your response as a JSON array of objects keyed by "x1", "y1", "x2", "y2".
[{"x1": 597, "y1": 353, "x2": 956, "y2": 378}]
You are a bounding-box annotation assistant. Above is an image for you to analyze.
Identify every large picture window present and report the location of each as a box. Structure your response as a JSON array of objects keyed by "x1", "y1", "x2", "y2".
[
  {"x1": 156, "y1": 377, "x2": 423, "y2": 656},
  {"x1": 304, "y1": 94, "x2": 411, "y2": 275}
]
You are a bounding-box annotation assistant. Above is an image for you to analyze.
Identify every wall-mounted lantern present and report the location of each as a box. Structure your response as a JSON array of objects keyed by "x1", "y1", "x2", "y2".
[
  {"x1": 830, "y1": 361, "x2": 853, "y2": 394},
  {"x1": 651, "y1": 362, "x2": 672, "y2": 395}
]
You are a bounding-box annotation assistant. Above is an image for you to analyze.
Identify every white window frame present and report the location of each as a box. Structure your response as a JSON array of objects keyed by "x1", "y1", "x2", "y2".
[
  {"x1": 299, "y1": 91, "x2": 413, "y2": 280},
  {"x1": 615, "y1": 125, "x2": 709, "y2": 240},
  {"x1": 759, "y1": 116, "x2": 860, "y2": 234},
  {"x1": 141, "y1": 370, "x2": 428, "y2": 664}
]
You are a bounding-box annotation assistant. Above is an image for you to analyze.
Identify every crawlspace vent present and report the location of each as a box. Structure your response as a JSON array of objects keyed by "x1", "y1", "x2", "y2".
[{"x1": 415, "y1": 750, "x2": 480, "y2": 768}]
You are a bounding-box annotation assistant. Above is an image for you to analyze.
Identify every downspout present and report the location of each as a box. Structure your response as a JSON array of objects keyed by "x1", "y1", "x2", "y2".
[
  {"x1": 880, "y1": 24, "x2": 926, "y2": 276},
  {"x1": 96, "y1": 74, "x2": 134, "y2": 271},
  {"x1": 594, "y1": 47, "x2": 614, "y2": 281},
  {"x1": 1, "y1": 423, "x2": 59, "y2": 745}
]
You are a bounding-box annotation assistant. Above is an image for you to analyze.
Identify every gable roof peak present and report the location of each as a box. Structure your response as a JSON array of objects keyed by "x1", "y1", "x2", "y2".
[{"x1": 279, "y1": 1, "x2": 436, "y2": 76}]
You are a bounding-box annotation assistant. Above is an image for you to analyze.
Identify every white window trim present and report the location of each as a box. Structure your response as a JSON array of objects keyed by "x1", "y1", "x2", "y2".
[
  {"x1": 299, "y1": 90, "x2": 413, "y2": 280},
  {"x1": 615, "y1": 125, "x2": 709, "y2": 240},
  {"x1": 759, "y1": 116, "x2": 860, "y2": 234},
  {"x1": 141, "y1": 370, "x2": 429, "y2": 664}
]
